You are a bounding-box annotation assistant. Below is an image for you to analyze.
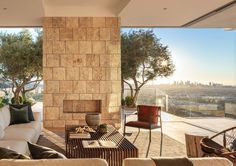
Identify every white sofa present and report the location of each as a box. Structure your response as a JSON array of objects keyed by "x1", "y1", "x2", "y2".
[
  {"x1": 0, "y1": 159, "x2": 108, "y2": 166},
  {"x1": 0, "y1": 105, "x2": 41, "y2": 155},
  {"x1": 123, "y1": 157, "x2": 233, "y2": 166}
]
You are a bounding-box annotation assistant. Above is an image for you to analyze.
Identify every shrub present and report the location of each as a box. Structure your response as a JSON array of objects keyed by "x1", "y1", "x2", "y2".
[
  {"x1": 11, "y1": 96, "x2": 23, "y2": 104},
  {"x1": 125, "y1": 96, "x2": 133, "y2": 107},
  {"x1": 121, "y1": 98, "x2": 126, "y2": 106}
]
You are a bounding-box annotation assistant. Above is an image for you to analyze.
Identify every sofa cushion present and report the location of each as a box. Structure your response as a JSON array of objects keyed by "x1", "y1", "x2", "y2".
[
  {"x1": 10, "y1": 106, "x2": 29, "y2": 125},
  {"x1": 3, "y1": 127, "x2": 36, "y2": 142},
  {"x1": 0, "y1": 105, "x2": 10, "y2": 129},
  {"x1": 7, "y1": 121, "x2": 41, "y2": 134},
  {"x1": 0, "y1": 140, "x2": 28, "y2": 155},
  {"x1": 27, "y1": 142, "x2": 66, "y2": 159},
  {"x1": 0, "y1": 125, "x2": 4, "y2": 139},
  {"x1": 0, "y1": 147, "x2": 30, "y2": 159},
  {"x1": 10, "y1": 103, "x2": 35, "y2": 121}
]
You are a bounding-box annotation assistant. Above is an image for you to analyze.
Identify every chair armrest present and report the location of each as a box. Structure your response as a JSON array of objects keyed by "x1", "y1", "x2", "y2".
[{"x1": 33, "y1": 112, "x2": 42, "y2": 122}]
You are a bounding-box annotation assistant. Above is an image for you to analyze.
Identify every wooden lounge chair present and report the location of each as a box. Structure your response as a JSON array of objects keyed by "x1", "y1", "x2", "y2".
[{"x1": 200, "y1": 126, "x2": 236, "y2": 166}]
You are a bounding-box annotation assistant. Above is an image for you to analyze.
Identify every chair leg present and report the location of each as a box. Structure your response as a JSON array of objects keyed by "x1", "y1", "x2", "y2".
[
  {"x1": 149, "y1": 129, "x2": 152, "y2": 142},
  {"x1": 160, "y1": 126, "x2": 163, "y2": 156},
  {"x1": 123, "y1": 125, "x2": 126, "y2": 136}
]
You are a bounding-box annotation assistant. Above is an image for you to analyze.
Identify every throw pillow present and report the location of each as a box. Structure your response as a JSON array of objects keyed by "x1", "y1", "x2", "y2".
[
  {"x1": 231, "y1": 139, "x2": 236, "y2": 151},
  {"x1": 10, "y1": 103, "x2": 35, "y2": 121},
  {"x1": 27, "y1": 142, "x2": 67, "y2": 159},
  {"x1": 9, "y1": 106, "x2": 29, "y2": 125},
  {"x1": 0, "y1": 147, "x2": 30, "y2": 159},
  {"x1": 0, "y1": 125, "x2": 4, "y2": 139}
]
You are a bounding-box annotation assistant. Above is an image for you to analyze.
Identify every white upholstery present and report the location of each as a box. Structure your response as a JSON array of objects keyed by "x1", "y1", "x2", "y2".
[
  {"x1": 0, "y1": 105, "x2": 10, "y2": 129},
  {"x1": 0, "y1": 125, "x2": 4, "y2": 139},
  {"x1": 123, "y1": 157, "x2": 233, "y2": 166},
  {"x1": 0, "y1": 105, "x2": 42, "y2": 154},
  {"x1": 0, "y1": 140, "x2": 28, "y2": 155},
  {"x1": 0, "y1": 159, "x2": 108, "y2": 166}
]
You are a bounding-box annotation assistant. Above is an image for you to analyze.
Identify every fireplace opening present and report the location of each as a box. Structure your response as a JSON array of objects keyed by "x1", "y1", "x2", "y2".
[{"x1": 63, "y1": 100, "x2": 101, "y2": 113}]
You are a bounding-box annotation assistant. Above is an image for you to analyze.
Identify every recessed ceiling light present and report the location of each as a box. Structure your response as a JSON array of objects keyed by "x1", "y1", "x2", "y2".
[
  {"x1": 163, "y1": 8, "x2": 167, "y2": 10},
  {"x1": 3, "y1": 8, "x2": 7, "y2": 10}
]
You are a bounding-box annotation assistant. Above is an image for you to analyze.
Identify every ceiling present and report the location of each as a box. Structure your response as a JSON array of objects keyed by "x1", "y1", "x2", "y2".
[{"x1": 0, "y1": 0, "x2": 235, "y2": 28}]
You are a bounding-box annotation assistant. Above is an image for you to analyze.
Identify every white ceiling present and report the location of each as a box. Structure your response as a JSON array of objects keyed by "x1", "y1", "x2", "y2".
[{"x1": 0, "y1": 0, "x2": 235, "y2": 28}]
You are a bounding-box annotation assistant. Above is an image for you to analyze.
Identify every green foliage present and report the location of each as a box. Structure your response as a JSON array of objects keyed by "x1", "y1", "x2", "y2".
[
  {"x1": 11, "y1": 96, "x2": 23, "y2": 104},
  {"x1": 0, "y1": 97, "x2": 4, "y2": 108},
  {"x1": 0, "y1": 29, "x2": 43, "y2": 104},
  {"x1": 121, "y1": 98, "x2": 126, "y2": 106},
  {"x1": 121, "y1": 29, "x2": 175, "y2": 106},
  {"x1": 125, "y1": 96, "x2": 133, "y2": 107}
]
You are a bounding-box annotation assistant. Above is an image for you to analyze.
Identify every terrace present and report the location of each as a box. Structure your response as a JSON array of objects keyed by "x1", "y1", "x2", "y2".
[{"x1": 0, "y1": 0, "x2": 236, "y2": 166}]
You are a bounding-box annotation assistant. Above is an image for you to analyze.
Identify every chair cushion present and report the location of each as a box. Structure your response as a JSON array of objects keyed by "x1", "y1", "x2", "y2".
[
  {"x1": 0, "y1": 147, "x2": 30, "y2": 159},
  {"x1": 9, "y1": 106, "x2": 30, "y2": 125},
  {"x1": 137, "y1": 105, "x2": 159, "y2": 124},
  {"x1": 3, "y1": 127, "x2": 36, "y2": 142},
  {"x1": 10, "y1": 103, "x2": 35, "y2": 121},
  {"x1": 125, "y1": 121, "x2": 160, "y2": 129},
  {"x1": 27, "y1": 142, "x2": 66, "y2": 159}
]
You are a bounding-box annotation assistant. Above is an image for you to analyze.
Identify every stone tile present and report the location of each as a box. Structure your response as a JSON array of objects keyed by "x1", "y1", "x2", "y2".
[
  {"x1": 100, "y1": 28, "x2": 110, "y2": 40},
  {"x1": 87, "y1": 81, "x2": 100, "y2": 93},
  {"x1": 92, "y1": 68, "x2": 106, "y2": 80},
  {"x1": 43, "y1": 41, "x2": 53, "y2": 54},
  {"x1": 86, "y1": 54, "x2": 99, "y2": 67},
  {"x1": 92, "y1": 17, "x2": 105, "y2": 27},
  {"x1": 53, "y1": 120, "x2": 65, "y2": 128},
  {"x1": 65, "y1": 94, "x2": 80, "y2": 100},
  {"x1": 79, "y1": 17, "x2": 92, "y2": 27},
  {"x1": 73, "y1": 113, "x2": 86, "y2": 120},
  {"x1": 106, "y1": 41, "x2": 119, "y2": 54},
  {"x1": 110, "y1": 68, "x2": 118, "y2": 80},
  {"x1": 65, "y1": 41, "x2": 79, "y2": 54},
  {"x1": 44, "y1": 94, "x2": 53, "y2": 106},
  {"x1": 79, "y1": 67, "x2": 92, "y2": 80},
  {"x1": 117, "y1": 68, "x2": 121, "y2": 80},
  {"x1": 112, "y1": 81, "x2": 121, "y2": 93},
  {"x1": 87, "y1": 28, "x2": 100, "y2": 40},
  {"x1": 52, "y1": 17, "x2": 65, "y2": 27},
  {"x1": 44, "y1": 17, "x2": 52, "y2": 27},
  {"x1": 59, "y1": 81, "x2": 73, "y2": 93},
  {"x1": 60, "y1": 54, "x2": 73, "y2": 67},
  {"x1": 108, "y1": 94, "x2": 118, "y2": 107},
  {"x1": 73, "y1": 81, "x2": 86, "y2": 93},
  {"x1": 100, "y1": 81, "x2": 112, "y2": 93},
  {"x1": 73, "y1": 28, "x2": 87, "y2": 40},
  {"x1": 45, "y1": 107, "x2": 60, "y2": 120},
  {"x1": 46, "y1": 28, "x2": 59, "y2": 40},
  {"x1": 66, "y1": 67, "x2": 80, "y2": 80},
  {"x1": 43, "y1": 67, "x2": 53, "y2": 80},
  {"x1": 53, "y1": 67, "x2": 65, "y2": 80},
  {"x1": 53, "y1": 94, "x2": 65, "y2": 107},
  {"x1": 65, "y1": 120, "x2": 80, "y2": 126},
  {"x1": 110, "y1": 54, "x2": 120, "y2": 67},
  {"x1": 92, "y1": 94, "x2": 107, "y2": 108},
  {"x1": 73, "y1": 54, "x2": 86, "y2": 67},
  {"x1": 92, "y1": 41, "x2": 105, "y2": 54},
  {"x1": 66, "y1": 17, "x2": 79, "y2": 28},
  {"x1": 53, "y1": 41, "x2": 65, "y2": 54},
  {"x1": 60, "y1": 28, "x2": 73, "y2": 40},
  {"x1": 46, "y1": 81, "x2": 59, "y2": 93},
  {"x1": 80, "y1": 94, "x2": 92, "y2": 100},
  {"x1": 100, "y1": 54, "x2": 110, "y2": 67},
  {"x1": 79, "y1": 41, "x2": 92, "y2": 54},
  {"x1": 46, "y1": 54, "x2": 60, "y2": 67},
  {"x1": 110, "y1": 28, "x2": 120, "y2": 41},
  {"x1": 43, "y1": 120, "x2": 53, "y2": 128},
  {"x1": 105, "y1": 17, "x2": 118, "y2": 27}
]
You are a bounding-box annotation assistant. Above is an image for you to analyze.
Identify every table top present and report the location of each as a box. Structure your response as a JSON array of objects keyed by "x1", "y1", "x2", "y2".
[{"x1": 65, "y1": 125, "x2": 138, "y2": 150}]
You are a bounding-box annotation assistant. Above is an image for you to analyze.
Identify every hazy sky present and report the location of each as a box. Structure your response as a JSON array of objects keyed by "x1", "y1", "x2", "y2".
[
  {"x1": 122, "y1": 28, "x2": 236, "y2": 85},
  {"x1": 1, "y1": 28, "x2": 236, "y2": 85}
]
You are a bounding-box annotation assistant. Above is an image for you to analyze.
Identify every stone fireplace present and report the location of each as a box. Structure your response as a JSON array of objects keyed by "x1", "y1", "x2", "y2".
[{"x1": 43, "y1": 17, "x2": 121, "y2": 128}]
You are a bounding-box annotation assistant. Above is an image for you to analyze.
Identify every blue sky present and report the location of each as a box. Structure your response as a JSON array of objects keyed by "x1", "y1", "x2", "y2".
[
  {"x1": 122, "y1": 28, "x2": 236, "y2": 85},
  {"x1": 1, "y1": 28, "x2": 236, "y2": 85}
]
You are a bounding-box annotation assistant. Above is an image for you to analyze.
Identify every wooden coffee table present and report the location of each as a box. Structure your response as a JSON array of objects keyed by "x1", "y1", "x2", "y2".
[{"x1": 65, "y1": 125, "x2": 138, "y2": 166}]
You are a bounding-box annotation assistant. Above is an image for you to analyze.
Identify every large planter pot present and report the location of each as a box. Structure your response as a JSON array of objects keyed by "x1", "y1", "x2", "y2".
[{"x1": 85, "y1": 113, "x2": 101, "y2": 127}]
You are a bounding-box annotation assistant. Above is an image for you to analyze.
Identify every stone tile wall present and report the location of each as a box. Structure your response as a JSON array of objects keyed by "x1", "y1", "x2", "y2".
[{"x1": 43, "y1": 17, "x2": 121, "y2": 128}]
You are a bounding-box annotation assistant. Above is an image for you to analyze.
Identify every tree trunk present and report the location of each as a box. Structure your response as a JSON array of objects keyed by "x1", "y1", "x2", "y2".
[
  {"x1": 21, "y1": 89, "x2": 26, "y2": 102},
  {"x1": 121, "y1": 76, "x2": 124, "y2": 99},
  {"x1": 13, "y1": 89, "x2": 21, "y2": 104},
  {"x1": 132, "y1": 89, "x2": 140, "y2": 107}
]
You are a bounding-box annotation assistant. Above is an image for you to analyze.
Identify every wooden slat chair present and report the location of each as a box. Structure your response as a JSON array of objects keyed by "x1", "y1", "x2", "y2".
[
  {"x1": 123, "y1": 105, "x2": 163, "y2": 156},
  {"x1": 200, "y1": 126, "x2": 236, "y2": 166}
]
